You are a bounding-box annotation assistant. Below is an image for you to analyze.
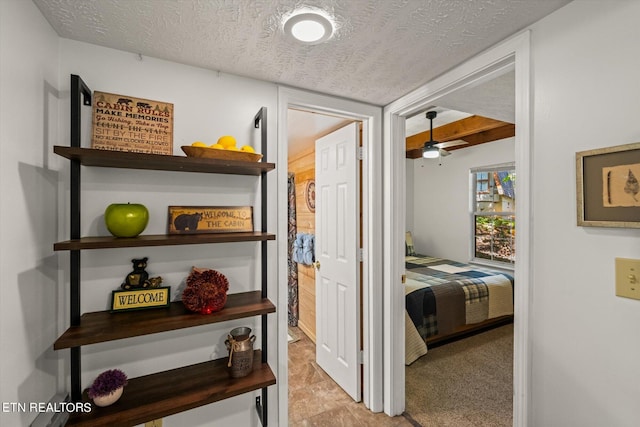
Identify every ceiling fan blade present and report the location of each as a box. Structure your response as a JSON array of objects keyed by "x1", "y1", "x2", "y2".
[
  {"x1": 436, "y1": 139, "x2": 468, "y2": 149},
  {"x1": 439, "y1": 148, "x2": 452, "y2": 157}
]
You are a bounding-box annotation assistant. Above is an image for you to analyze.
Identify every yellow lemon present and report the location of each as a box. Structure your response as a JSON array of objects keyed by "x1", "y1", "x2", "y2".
[
  {"x1": 217, "y1": 135, "x2": 237, "y2": 148},
  {"x1": 191, "y1": 141, "x2": 207, "y2": 147},
  {"x1": 226, "y1": 146, "x2": 240, "y2": 151},
  {"x1": 210, "y1": 144, "x2": 225, "y2": 150},
  {"x1": 240, "y1": 145, "x2": 255, "y2": 153}
]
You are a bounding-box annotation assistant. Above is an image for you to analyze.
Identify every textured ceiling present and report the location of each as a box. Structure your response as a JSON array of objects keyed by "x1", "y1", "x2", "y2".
[
  {"x1": 406, "y1": 69, "x2": 515, "y2": 137},
  {"x1": 33, "y1": 0, "x2": 571, "y2": 106}
]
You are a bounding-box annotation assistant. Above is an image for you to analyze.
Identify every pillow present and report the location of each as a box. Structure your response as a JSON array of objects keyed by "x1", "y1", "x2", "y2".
[{"x1": 405, "y1": 231, "x2": 417, "y2": 256}]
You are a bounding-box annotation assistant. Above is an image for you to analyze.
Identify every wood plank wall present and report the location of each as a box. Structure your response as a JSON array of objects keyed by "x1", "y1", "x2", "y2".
[{"x1": 288, "y1": 146, "x2": 316, "y2": 343}]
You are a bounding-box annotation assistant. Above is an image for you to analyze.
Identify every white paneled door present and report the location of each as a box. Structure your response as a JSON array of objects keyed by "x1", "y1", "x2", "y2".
[{"x1": 315, "y1": 122, "x2": 361, "y2": 402}]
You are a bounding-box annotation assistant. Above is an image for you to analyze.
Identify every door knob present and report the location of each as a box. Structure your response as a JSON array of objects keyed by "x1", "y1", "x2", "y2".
[{"x1": 313, "y1": 261, "x2": 321, "y2": 270}]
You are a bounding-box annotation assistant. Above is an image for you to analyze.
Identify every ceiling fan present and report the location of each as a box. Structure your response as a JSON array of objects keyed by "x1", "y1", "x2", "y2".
[{"x1": 422, "y1": 111, "x2": 451, "y2": 159}]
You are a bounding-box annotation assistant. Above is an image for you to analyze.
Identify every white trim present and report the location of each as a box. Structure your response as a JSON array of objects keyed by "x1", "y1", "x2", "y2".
[
  {"x1": 382, "y1": 111, "x2": 407, "y2": 415},
  {"x1": 512, "y1": 31, "x2": 532, "y2": 427},
  {"x1": 382, "y1": 31, "x2": 532, "y2": 426},
  {"x1": 277, "y1": 87, "x2": 384, "y2": 422},
  {"x1": 469, "y1": 259, "x2": 515, "y2": 273},
  {"x1": 470, "y1": 161, "x2": 516, "y2": 173}
]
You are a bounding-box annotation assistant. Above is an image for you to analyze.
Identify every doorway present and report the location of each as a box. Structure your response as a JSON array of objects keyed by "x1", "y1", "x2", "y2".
[
  {"x1": 402, "y1": 95, "x2": 516, "y2": 425},
  {"x1": 286, "y1": 109, "x2": 354, "y2": 345},
  {"x1": 383, "y1": 32, "x2": 532, "y2": 424},
  {"x1": 287, "y1": 111, "x2": 363, "y2": 423},
  {"x1": 277, "y1": 87, "x2": 384, "y2": 424}
]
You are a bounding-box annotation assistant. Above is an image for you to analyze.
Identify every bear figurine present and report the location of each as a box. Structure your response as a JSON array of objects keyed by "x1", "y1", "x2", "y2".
[{"x1": 122, "y1": 257, "x2": 150, "y2": 290}]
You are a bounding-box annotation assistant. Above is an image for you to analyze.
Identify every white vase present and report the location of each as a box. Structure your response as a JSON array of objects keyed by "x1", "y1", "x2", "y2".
[{"x1": 92, "y1": 386, "x2": 123, "y2": 407}]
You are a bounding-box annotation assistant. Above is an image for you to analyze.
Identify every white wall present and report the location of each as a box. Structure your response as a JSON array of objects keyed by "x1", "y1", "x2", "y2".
[
  {"x1": 528, "y1": 1, "x2": 640, "y2": 426},
  {"x1": 1, "y1": 4, "x2": 281, "y2": 423},
  {"x1": 55, "y1": 40, "x2": 279, "y2": 426},
  {"x1": 0, "y1": 1, "x2": 61, "y2": 425},
  {"x1": 408, "y1": 138, "x2": 514, "y2": 262}
]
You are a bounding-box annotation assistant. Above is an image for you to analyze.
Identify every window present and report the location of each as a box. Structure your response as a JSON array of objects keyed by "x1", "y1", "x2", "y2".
[
  {"x1": 476, "y1": 172, "x2": 490, "y2": 194},
  {"x1": 471, "y1": 163, "x2": 515, "y2": 266}
]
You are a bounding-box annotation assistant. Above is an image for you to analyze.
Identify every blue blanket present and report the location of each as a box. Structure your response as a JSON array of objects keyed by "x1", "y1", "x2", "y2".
[{"x1": 293, "y1": 233, "x2": 315, "y2": 265}]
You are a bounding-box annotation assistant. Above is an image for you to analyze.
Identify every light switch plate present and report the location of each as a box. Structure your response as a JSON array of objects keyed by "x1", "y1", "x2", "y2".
[{"x1": 615, "y1": 258, "x2": 640, "y2": 300}]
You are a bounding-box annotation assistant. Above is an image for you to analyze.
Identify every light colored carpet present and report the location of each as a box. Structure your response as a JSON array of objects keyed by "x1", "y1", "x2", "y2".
[{"x1": 405, "y1": 324, "x2": 513, "y2": 427}]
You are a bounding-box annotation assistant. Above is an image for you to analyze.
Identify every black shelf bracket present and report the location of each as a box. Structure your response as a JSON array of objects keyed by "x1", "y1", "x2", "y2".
[
  {"x1": 256, "y1": 394, "x2": 267, "y2": 426},
  {"x1": 254, "y1": 107, "x2": 269, "y2": 426},
  {"x1": 69, "y1": 74, "x2": 92, "y2": 402}
]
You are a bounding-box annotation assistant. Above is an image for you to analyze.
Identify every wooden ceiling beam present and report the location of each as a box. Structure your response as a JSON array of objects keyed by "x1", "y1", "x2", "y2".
[
  {"x1": 446, "y1": 123, "x2": 516, "y2": 151},
  {"x1": 405, "y1": 115, "x2": 510, "y2": 152},
  {"x1": 405, "y1": 122, "x2": 515, "y2": 159},
  {"x1": 406, "y1": 148, "x2": 423, "y2": 159}
]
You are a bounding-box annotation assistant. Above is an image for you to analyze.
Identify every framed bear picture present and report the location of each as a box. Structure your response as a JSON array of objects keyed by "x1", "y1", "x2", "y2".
[{"x1": 167, "y1": 206, "x2": 253, "y2": 234}]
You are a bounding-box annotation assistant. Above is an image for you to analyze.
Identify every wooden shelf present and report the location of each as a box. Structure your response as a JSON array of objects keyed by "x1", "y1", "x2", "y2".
[
  {"x1": 54, "y1": 146, "x2": 275, "y2": 175},
  {"x1": 53, "y1": 231, "x2": 275, "y2": 251},
  {"x1": 66, "y1": 350, "x2": 275, "y2": 427},
  {"x1": 54, "y1": 291, "x2": 274, "y2": 349}
]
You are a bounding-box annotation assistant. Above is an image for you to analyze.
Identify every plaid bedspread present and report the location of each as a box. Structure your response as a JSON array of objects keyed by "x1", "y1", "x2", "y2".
[{"x1": 405, "y1": 255, "x2": 514, "y2": 364}]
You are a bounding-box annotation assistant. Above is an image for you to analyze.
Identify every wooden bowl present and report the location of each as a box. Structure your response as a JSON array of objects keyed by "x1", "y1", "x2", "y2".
[{"x1": 181, "y1": 146, "x2": 263, "y2": 162}]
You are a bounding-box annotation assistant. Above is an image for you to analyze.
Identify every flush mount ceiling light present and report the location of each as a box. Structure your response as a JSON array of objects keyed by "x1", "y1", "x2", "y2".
[{"x1": 284, "y1": 12, "x2": 334, "y2": 44}]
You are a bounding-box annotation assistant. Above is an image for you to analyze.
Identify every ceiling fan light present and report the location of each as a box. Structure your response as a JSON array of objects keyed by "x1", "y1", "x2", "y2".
[
  {"x1": 422, "y1": 110, "x2": 441, "y2": 159},
  {"x1": 422, "y1": 146, "x2": 439, "y2": 158}
]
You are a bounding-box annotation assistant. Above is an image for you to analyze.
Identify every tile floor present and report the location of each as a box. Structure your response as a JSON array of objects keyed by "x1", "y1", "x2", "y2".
[{"x1": 288, "y1": 327, "x2": 415, "y2": 427}]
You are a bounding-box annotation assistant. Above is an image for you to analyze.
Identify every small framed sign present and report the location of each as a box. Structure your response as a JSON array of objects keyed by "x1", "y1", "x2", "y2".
[
  {"x1": 167, "y1": 206, "x2": 254, "y2": 234},
  {"x1": 111, "y1": 287, "x2": 171, "y2": 312},
  {"x1": 91, "y1": 91, "x2": 174, "y2": 155}
]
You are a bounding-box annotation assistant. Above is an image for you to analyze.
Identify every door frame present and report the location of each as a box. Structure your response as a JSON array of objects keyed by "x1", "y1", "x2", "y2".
[
  {"x1": 277, "y1": 87, "x2": 384, "y2": 421},
  {"x1": 383, "y1": 31, "x2": 532, "y2": 426}
]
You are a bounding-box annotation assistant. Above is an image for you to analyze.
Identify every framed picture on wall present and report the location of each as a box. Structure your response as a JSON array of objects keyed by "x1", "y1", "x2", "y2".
[
  {"x1": 576, "y1": 141, "x2": 640, "y2": 228},
  {"x1": 305, "y1": 180, "x2": 316, "y2": 213}
]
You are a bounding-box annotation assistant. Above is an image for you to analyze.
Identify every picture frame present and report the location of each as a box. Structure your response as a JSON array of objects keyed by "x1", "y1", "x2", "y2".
[
  {"x1": 576, "y1": 142, "x2": 640, "y2": 228},
  {"x1": 305, "y1": 180, "x2": 316, "y2": 213},
  {"x1": 167, "y1": 206, "x2": 253, "y2": 234}
]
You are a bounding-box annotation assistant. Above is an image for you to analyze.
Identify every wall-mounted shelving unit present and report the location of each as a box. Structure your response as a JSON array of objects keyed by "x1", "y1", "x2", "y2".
[{"x1": 53, "y1": 74, "x2": 275, "y2": 426}]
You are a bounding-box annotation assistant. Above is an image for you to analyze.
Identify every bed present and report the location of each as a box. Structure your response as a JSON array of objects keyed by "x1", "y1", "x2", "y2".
[{"x1": 405, "y1": 254, "x2": 514, "y2": 365}]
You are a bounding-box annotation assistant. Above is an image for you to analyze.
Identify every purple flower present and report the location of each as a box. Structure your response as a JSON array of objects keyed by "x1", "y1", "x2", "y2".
[{"x1": 87, "y1": 369, "x2": 128, "y2": 398}]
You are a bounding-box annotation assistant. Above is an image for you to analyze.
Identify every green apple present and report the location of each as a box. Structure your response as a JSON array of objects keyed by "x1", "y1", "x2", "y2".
[{"x1": 104, "y1": 203, "x2": 149, "y2": 238}]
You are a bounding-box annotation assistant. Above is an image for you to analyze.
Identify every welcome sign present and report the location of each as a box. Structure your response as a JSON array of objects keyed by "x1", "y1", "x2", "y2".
[
  {"x1": 167, "y1": 206, "x2": 253, "y2": 234},
  {"x1": 111, "y1": 287, "x2": 171, "y2": 312}
]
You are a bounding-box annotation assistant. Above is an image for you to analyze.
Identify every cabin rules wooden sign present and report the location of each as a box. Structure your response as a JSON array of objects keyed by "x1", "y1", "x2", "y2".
[{"x1": 91, "y1": 91, "x2": 173, "y2": 155}]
